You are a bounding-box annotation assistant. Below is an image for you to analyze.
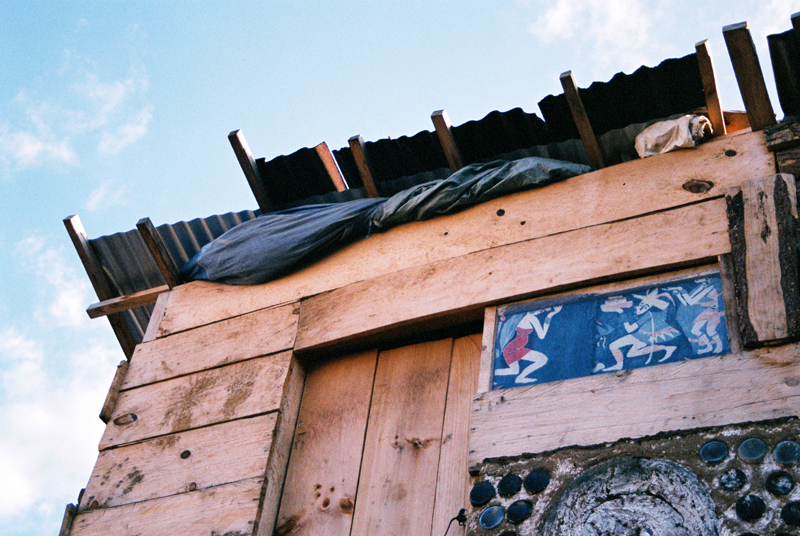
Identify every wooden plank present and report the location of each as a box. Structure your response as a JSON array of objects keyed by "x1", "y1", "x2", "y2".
[
  {"x1": 59, "y1": 503, "x2": 76, "y2": 536},
  {"x1": 124, "y1": 303, "x2": 298, "y2": 389},
  {"x1": 86, "y1": 285, "x2": 169, "y2": 319},
  {"x1": 431, "y1": 109, "x2": 466, "y2": 171},
  {"x1": 229, "y1": 129, "x2": 274, "y2": 214},
  {"x1": 350, "y1": 339, "x2": 453, "y2": 536},
  {"x1": 80, "y1": 413, "x2": 276, "y2": 511},
  {"x1": 64, "y1": 214, "x2": 135, "y2": 358},
  {"x1": 295, "y1": 199, "x2": 732, "y2": 352},
  {"x1": 315, "y1": 142, "x2": 348, "y2": 192},
  {"x1": 777, "y1": 146, "x2": 800, "y2": 177},
  {"x1": 141, "y1": 291, "x2": 169, "y2": 343},
  {"x1": 430, "y1": 334, "x2": 481, "y2": 536},
  {"x1": 765, "y1": 120, "x2": 800, "y2": 152},
  {"x1": 723, "y1": 22, "x2": 776, "y2": 131},
  {"x1": 100, "y1": 351, "x2": 291, "y2": 449},
  {"x1": 71, "y1": 477, "x2": 263, "y2": 536},
  {"x1": 256, "y1": 354, "x2": 306, "y2": 536},
  {"x1": 348, "y1": 134, "x2": 380, "y2": 198},
  {"x1": 718, "y1": 254, "x2": 743, "y2": 354},
  {"x1": 724, "y1": 111, "x2": 751, "y2": 133},
  {"x1": 695, "y1": 40, "x2": 727, "y2": 136},
  {"x1": 156, "y1": 131, "x2": 772, "y2": 337},
  {"x1": 273, "y1": 350, "x2": 377, "y2": 536},
  {"x1": 99, "y1": 360, "x2": 129, "y2": 424},
  {"x1": 726, "y1": 174, "x2": 800, "y2": 346},
  {"x1": 477, "y1": 307, "x2": 497, "y2": 393},
  {"x1": 136, "y1": 218, "x2": 181, "y2": 289},
  {"x1": 560, "y1": 71, "x2": 605, "y2": 169},
  {"x1": 469, "y1": 342, "x2": 800, "y2": 468}
]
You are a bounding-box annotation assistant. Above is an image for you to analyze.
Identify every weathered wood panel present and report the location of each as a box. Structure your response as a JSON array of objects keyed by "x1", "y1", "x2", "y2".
[
  {"x1": 469, "y1": 343, "x2": 800, "y2": 469},
  {"x1": 70, "y1": 478, "x2": 263, "y2": 536},
  {"x1": 296, "y1": 199, "x2": 732, "y2": 352},
  {"x1": 431, "y1": 334, "x2": 482, "y2": 536},
  {"x1": 81, "y1": 413, "x2": 277, "y2": 510},
  {"x1": 100, "y1": 351, "x2": 291, "y2": 449},
  {"x1": 158, "y1": 131, "x2": 771, "y2": 336},
  {"x1": 99, "y1": 360, "x2": 128, "y2": 423},
  {"x1": 274, "y1": 350, "x2": 377, "y2": 536},
  {"x1": 124, "y1": 303, "x2": 298, "y2": 389},
  {"x1": 350, "y1": 339, "x2": 453, "y2": 536}
]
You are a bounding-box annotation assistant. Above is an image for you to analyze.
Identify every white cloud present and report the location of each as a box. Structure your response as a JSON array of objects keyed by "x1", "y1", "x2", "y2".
[
  {"x1": 98, "y1": 105, "x2": 152, "y2": 155},
  {"x1": 85, "y1": 180, "x2": 130, "y2": 212}
]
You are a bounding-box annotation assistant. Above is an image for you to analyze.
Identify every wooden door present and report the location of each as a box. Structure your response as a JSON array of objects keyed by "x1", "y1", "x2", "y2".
[{"x1": 275, "y1": 334, "x2": 481, "y2": 536}]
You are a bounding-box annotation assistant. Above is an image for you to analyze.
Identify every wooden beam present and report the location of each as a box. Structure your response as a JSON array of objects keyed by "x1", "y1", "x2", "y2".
[
  {"x1": 477, "y1": 306, "x2": 497, "y2": 393},
  {"x1": 560, "y1": 71, "x2": 605, "y2": 169},
  {"x1": 63, "y1": 215, "x2": 135, "y2": 358},
  {"x1": 431, "y1": 109, "x2": 466, "y2": 172},
  {"x1": 726, "y1": 173, "x2": 800, "y2": 347},
  {"x1": 793, "y1": 11, "x2": 800, "y2": 32},
  {"x1": 58, "y1": 503, "x2": 76, "y2": 536},
  {"x1": 228, "y1": 129, "x2": 274, "y2": 214},
  {"x1": 469, "y1": 342, "x2": 800, "y2": 468},
  {"x1": 348, "y1": 134, "x2": 380, "y2": 197},
  {"x1": 695, "y1": 40, "x2": 727, "y2": 136},
  {"x1": 86, "y1": 284, "x2": 169, "y2": 319},
  {"x1": 314, "y1": 141, "x2": 348, "y2": 192},
  {"x1": 136, "y1": 217, "x2": 181, "y2": 288},
  {"x1": 723, "y1": 22, "x2": 776, "y2": 131},
  {"x1": 99, "y1": 360, "x2": 129, "y2": 424},
  {"x1": 765, "y1": 119, "x2": 800, "y2": 152},
  {"x1": 777, "y1": 146, "x2": 800, "y2": 177},
  {"x1": 141, "y1": 290, "x2": 170, "y2": 343}
]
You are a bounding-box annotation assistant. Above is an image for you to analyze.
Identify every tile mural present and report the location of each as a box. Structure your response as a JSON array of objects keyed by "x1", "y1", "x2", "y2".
[{"x1": 492, "y1": 273, "x2": 730, "y2": 389}]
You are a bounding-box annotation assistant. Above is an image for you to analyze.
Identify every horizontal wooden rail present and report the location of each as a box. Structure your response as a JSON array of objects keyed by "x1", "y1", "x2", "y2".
[{"x1": 87, "y1": 285, "x2": 170, "y2": 319}]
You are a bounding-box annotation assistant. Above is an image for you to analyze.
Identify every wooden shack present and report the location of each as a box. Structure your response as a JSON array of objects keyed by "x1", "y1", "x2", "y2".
[{"x1": 61, "y1": 18, "x2": 800, "y2": 536}]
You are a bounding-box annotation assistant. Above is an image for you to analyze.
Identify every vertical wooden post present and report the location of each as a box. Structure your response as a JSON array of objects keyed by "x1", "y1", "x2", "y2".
[
  {"x1": 431, "y1": 109, "x2": 466, "y2": 172},
  {"x1": 228, "y1": 129, "x2": 274, "y2": 214},
  {"x1": 723, "y1": 22, "x2": 776, "y2": 131},
  {"x1": 99, "y1": 360, "x2": 130, "y2": 423},
  {"x1": 726, "y1": 173, "x2": 800, "y2": 347},
  {"x1": 314, "y1": 141, "x2": 349, "y2": 192},
  {"x1": 64, "y1": 214, "x2": 135, "y2": 358},
  {"x1": 58, "y1": 503, "x2": 77, "y2": 536},
  {"x1": 696, "y1": 40, "x2": 727, "y2": 136},
  {"x1": 136, "y1": 217, "x2": 182, "y2": 288},
  {"x1": 348, "y1": 135, "x2": 380, "y2": 198},
  {"x1": 560, "y1": 71, "x2": 605, "y2": 169}
]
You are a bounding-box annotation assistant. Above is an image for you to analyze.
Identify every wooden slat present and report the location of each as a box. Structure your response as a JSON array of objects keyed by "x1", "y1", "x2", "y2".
[
  {"x1": 87, "y1": 285, "x2": 169, "y2": 319},
  {"x1": 723, "y1": 22, "x2": 776, "y2": 131},
  {"x1": 100, "y1": 351, "x2": 292, "y2": 449},
  {"x1": 81, "y1": 413, "x2": 276, "y2": 510},
  {"x1": 477, "y1": 307, "x2": 497, "y2": 393},
  {"x1": 229, "y1": 129, "x2": 274, "y2": 214},
  {"x1": 348, "y1": 134, "x2": 380, "y2": 198},
  {"x1": 560, "y1": 71, "x2": 605, "y2": 169},
  {"x1": 274, "y1": 350, "x2": 377, "y2": 536},
  {"x1": 295, "y1": 199, "x2": 732, "y2": 352},
  {"x1": 430, "y1": 334, "x2": 481, "y2": 536},
  {"x1": 156, "y1": 131, "x2": 772, "y2": 337},
  {"x1": 765, "y1": 120, "x2": 800, "y2": 152},
  {"x1": 350, "y1": 339, "x2": 453, "y2": 536},
  {"x1": 63, "y1": 214, "x2": 135, "y2": 358},
  {"x1": 125, "y1": 303, "x2": 298, "y2": 389},
  {"x1": 726, "y1": 174, "x2": 800, "y2": 346},
  {"x1": 256, "y1": 354, "x2": 306, "y2": 536},
  {"x1": 315, "y1": 141, "x2": 348, "y2": 192},
  {"x1": 777, "y1": 146, "x2": 800, "y2": 178},
  {"x1": 71, "y1": 478, "x2": 263, "y2": 536},
  {"x1": 718, "y1": 254, "x2": 743, "y2": 354},
  {"x1": 59, "y1": 503, "x2": 77, "y2": 536},
  {"x1": 431, "y1": 109, "x2": 466, "y2": 172},
  {"x1": 469, "y1": 342, "x2": 800, "y2": 468},
  {"x1": 141, "y1": 291, "x2": 169, "y2": 343},
  {"x1": 136, "y1": 218, "x2": 181, "y2": 289},
  {"x1": 99, "y1": 360, "x2": 129, "y2": 423},
  {"x1": 695, "y1": 40, "x2": 727, "y2": 136}
]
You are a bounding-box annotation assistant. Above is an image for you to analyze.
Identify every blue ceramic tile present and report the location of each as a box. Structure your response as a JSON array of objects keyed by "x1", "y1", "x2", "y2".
[{"x1": 492, "y1": 273, "x2": 730, "y2": 388}]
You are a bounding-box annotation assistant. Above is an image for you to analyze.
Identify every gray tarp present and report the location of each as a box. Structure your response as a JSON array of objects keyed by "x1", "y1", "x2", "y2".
[{"x1": 180, "y1": 156, "x2": 591, "y2": 285}]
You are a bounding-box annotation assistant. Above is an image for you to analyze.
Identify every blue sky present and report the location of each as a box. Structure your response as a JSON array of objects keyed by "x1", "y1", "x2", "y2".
[{"x1": 1, "y1": 2, "x2": 798, "y2": 534}]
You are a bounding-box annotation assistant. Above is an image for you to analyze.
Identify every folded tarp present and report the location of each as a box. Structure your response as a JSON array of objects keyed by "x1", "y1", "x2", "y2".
[{"x1": 180, "y1": 156, "x2": 592, "y2": 285}]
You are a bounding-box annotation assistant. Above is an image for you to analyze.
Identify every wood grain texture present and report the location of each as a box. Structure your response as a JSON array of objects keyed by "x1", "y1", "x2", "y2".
[
  {"x1": 99, "y1": 360, "x2": 129, "y2": 424},
  {"x1": 81, "y1": 413, "x2": 277, "y2": 511},
  {"x1": 469, "y1": 342, "x2": 800, "y2": 468},
  {"x1": 70, "y1": 478, "x2": 263, "y2": 536},
  {"x1": 723, "y1": 22, "x2": 776, "y2": 131},
  {"x1": 315, "y1": 141, "x2": 348, "y2": 193},
  {"x1": 478, "y1": 307, "x2": 497, "y2": 393},
  {"x1": 87, "y1": 285, "x2": 169, "y2": 319},
  {"x1": 695, "y1": 40, "x2": 727, "y2": 136},
  {"x1": 777, "y1": 146, "x2": 800, "y2": 178},
  {"x1": 125, "y1": 303, "x2": 298, "y2": 389},
  {"x1": 431, "y1": 109, "x2": 465, "y2": 171},
  {"x1": 156, "y1": 132, "x2": 771, "y2": 337},
  {"x1": 765, "y1": 120, "x2": 800, "y2": 152},
  {"x1": 296, "y1": 199, "x2": 732, "y2": 352},
  {"x1": 430, "y1": 334, "x2": 481, "y2": 536},
  {"x1": 141, "y1": 291, "x2": 169, "y2": 343},
  {"x1": 100, "y1": 351, "x2": 291, "y2": 449},
  {"x1": 137, "y1": 218, "x2": 181, "y2": 288},
  {"x1": 561, "y1": 70, "x2": 605, "y2": 169},
  {"x1": 348, "y1": 135, "x2": 380, "y2": 198},
  {"x1": 350, "y1": 339, "x2": 453, "y2": 536},
  {"x1": 273, "y1": 350, "x2": 377, "y2": 536},
  {"x1": 229, "y1": 129, "x2": 274, "y2": 214}
]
